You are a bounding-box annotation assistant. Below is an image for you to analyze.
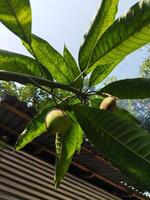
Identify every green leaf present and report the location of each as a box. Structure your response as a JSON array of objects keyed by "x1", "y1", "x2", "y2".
[
  {"x1": 75, "y1": 124, "x2": 83, "y2": 153},
  {"x1": 79, "y1": 0, "x2": 119, "y2": 72},
  {"x1": 67, "y1": 110, "x2": 83, "y2": 153},
  {"x1": 55, "y1": 121, "x2": 82, "y2": 187},
  {"x1": 0, "y1": 50, "x2": 52, "y2": 80},
  {"x1": 63, "y1": 46, "x2": 83, "y2": 89},
  {"x1": 15, "y1": 103, "x2": 54, "y2": 150},
  {"x1": 73, "y1": 106, "x2": 150, "y2": 190},
  {"x1": 99, "y1": 78, "x2": 150, "y2": 99},
  {"x1": 89, "y1": 61, "x2": 120, "y2": 86},
  {"x1": 0, "y1": 0, "x2": 31, "y2": 43},
  {"x1": 86, "y1": 0, "x2": 150, "y2": 76},
  {"x1": 23, "y1": 34, "x2": 80, "y2": 86}
]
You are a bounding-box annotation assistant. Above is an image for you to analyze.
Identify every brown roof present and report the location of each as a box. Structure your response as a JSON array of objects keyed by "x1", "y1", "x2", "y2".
[{"x1": 0, "y1": 145, "x2": 121, "y2": 200}]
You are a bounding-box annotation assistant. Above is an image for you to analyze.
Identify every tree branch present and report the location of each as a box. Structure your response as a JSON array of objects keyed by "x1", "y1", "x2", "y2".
[{"x1": 0, "y1": 71, "x2": 84, "y2": 98}]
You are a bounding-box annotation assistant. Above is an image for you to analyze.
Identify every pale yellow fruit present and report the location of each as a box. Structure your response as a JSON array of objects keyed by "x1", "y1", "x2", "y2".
[
  {"x1": 100, "y1": 96, "x2": 116, "y2": 111},
  {"x1": 45, "y1": 108, "x2": 71, "y2": 135}
]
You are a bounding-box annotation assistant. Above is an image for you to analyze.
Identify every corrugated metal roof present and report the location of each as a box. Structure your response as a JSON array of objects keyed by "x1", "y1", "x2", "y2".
[
  {"x1": 0, "y1": 145, "x2": 121, "y2": 200},
  {"x1": 0, "y1": 95, "x2": 147, "y2": 200}
]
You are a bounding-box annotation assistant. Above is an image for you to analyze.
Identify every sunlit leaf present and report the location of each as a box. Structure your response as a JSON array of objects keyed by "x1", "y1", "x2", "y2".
[
  {"x1": 0, "y1": 0, "x2": 31, "y2": 43},
  {"x1": 79, "y1": 0, "x2": 119, "y2": 72},
  {"x1": 63, "y1": 46, "x2": 83, "y2": 89},
  {"x1": 86, "y1": 0, "x2": 150, "y2": 78},
  {"x1": 55, "y1": 121, "x2": 83, "y2": 187},
  {"x1": 89, "y1": 61, "x2": 120, "y2": 86},
  {"x1": 15, "y1": 103, "x2": 54, "y2": 150},
  {"x1": 75, "y1": 124, "x2": 83, "y2": 153},
  {"x1": 23, "y1": 34, "x2": 80, "y2": 86},
  {"x1": 67, "y1": 110, "x2": 83, "y2": 153},
  {"x1": 0, "y1": 50, "x2": 52, "y2": 79}
]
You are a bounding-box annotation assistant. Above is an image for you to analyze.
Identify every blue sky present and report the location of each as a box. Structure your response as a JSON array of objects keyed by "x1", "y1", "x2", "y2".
[{"x1": 0, "y1": 0, "x2": 149, "y2": 81}]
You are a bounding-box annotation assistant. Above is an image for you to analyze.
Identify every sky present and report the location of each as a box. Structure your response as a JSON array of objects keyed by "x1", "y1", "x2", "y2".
[{"x1": 0, "y1": 0, "x2": 149, "y2": 81}]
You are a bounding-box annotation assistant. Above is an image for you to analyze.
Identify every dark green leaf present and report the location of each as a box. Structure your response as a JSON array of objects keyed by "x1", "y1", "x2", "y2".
[
  {"x1": 113, "y1": 107, "x2": 139, "y2": 124},
  {"x1": 86, "y1": 0, "x2": 150, "y2": 76},
  {"x1": 23, "y1": 34, "x2": 80, "y2": 85},
  {"x1": 63, "y1": 46, "x2": 83, "y2": 89},
  {"x1": 15, "y1": 103, "x2": 54, "y2": 150},
  {"x1": 73, "y1": 105, "x2": 150, "y2": 190},
  {"x1": 55, "y1": 121, "x2": 82, "y2": 187},
  {"x1": 99, "y1": 78, "x2": 150, "y2": 99},
  {"x1": 0, "y1": 0, "x2": 31, "y2": 43},
  {"x1": 79, "y1": 0, "x2": 119, "y2": 72}
]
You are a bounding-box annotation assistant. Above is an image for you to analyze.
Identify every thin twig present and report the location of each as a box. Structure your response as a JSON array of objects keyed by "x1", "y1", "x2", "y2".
[
  {"x1": 29, "y1": 78, "x2": 76, "y2": 106},
  {"x1": 29, "y1": 78, "x2": 58, "y2": 106}
]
